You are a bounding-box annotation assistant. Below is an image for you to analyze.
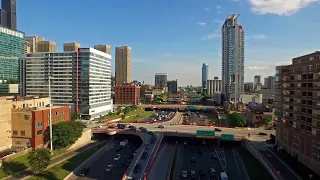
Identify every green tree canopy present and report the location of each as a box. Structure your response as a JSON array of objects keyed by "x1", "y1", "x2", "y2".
[
  {"x1": 263, "y1": 117, "x2": 272, "y2": 126},
  {"x1": 229, "y1": 112, "x2": 246, "y2": 127},
  {"x1": 27, "y1": 148, "x2": 51, "y2": 173},
  {"x1": 121, "y1": 114, "x2": 126, "y2": 119},
  {"x1": 44, "y1": 121, "x2": 85, "y2": 149}
]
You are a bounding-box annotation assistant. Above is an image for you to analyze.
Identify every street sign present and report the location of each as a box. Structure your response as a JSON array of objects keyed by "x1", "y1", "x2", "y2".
[
  {"x1": 221, "y1": 134, "x2": 235, "y2": 140},
  {"x1": 196, "y1": 130, "x2": 215, "y2": 137}
]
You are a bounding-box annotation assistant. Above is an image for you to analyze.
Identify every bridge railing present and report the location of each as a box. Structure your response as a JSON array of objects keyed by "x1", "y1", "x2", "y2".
[{"x1": 145, "y1": 134, "x2": 164, "y2": 179}]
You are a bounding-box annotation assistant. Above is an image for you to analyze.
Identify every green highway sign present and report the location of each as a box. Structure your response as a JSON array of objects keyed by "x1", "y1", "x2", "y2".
[
  {"x1": 196, "y1": 130, "x2": 215, "y2": 137},
  {"x1": 221, "y1": 134, "x2": 235, "y2": 140}
]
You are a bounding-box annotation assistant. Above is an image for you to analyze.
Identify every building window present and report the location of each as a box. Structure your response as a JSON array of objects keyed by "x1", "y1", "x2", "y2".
[
  {"x1": 20, "y1": 131, "x2": 25, "y2": 136},
  {"x1": 36, "y1": 130, "x2": 42, "y2": 135},
  {"x1": 13, "y1": 130, "x2": 18, "y2": 135},
  {"x1": 42, "y1": 102, "x2": 44, "y2": 106},
  {"x1": 55, "y1": 111, "x2": 58, "y2": 115},
  {"x1": 37, "y1": 122, "x2": 42, "y2": 127},
  {"x1": 62, "y1": 110, "x2": 65, "y2": 115},
  {"x1": 24, "y1": 115, "x2": 29, "y2": 120},
  {"x1": 61, "y1": 116, "x2": 65, "y2": 121}
]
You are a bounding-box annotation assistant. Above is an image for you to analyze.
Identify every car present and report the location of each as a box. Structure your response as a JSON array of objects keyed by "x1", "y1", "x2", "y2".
[
  {"x1": 105, "y1": 165, "x2": 113, "y2": 172},
  {"x1": 134, "y1": 164, "x2": 141, "y2": 173},
  {"x1": 158, "y1": 125, "x2": 164, "y2": 128},
  {"x1": 115, "y1": 148, "x2": 120, "y2": 152},
  {"x1": 191, "y1": 170, "x2": 196, "y2": 179},
  {"x1": 181, "y1": 170, "x2": 188, "y2": 178},
  {"x1": 110, "y1": 146, "x2": 115, "y2": 150},
  {"x1": 141, "y1": 152, "x2": 148, "y2": 159},
  {"x1": 199, "y1": 169, "x2": 205, "y2": 176},
  {"x1": 79, "y1": 167, "x2": 90, "y2": 176},
  {"x1": 259, "y1": 132, "x2": 268, "y2": 136},
  {"x1": 114, "y1": 154, "x2": 121, "y2": 160},
  {"x1": 209, "y1": 168, "x2": 216, "y2": 176},
  {"x1": 133, "y1": 152, "x2": 137, "y2": 156},
  {"x1": 211, "y1": 152, "x2": 217, "y2": 158},
  {"x1": 117, "y1": 163, "x2": 124, "y2": 168},
  {"x1": 214, "y1": 128, "x2": 222, "y2": 132},
  {"x1": 183, "y1": 141, "x2": 187, "y2": 145},
  {"x1": 141, "y1": 128, "x2": 148, "y2": 132},
  {"x1": 190, "y1": 157, "x2": 196, "y2": 163}
]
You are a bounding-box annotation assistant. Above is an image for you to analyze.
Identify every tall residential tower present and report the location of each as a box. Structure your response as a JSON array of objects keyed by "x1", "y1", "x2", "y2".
[
  {"x1": 202, "y1": 63, "x2": 208, "y2": 91},
  {"x1": 115, "y1": 46, "x2": 131, "y2": 85},
  {"x1": 221, "y1": 14, "x2": 244, "y2": 102}
]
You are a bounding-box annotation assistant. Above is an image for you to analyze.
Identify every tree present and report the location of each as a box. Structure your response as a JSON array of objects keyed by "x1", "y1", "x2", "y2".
[
  {"x1": 228, "y1": 112, "x2": 246, "y2": 127},
  {"x1": 123, "y1": 107, "x2": 130, "y2": 114},
  {"x1": 140, "y1": 97, "x2": 147, "y2": 104},
  {"x1": 44, "y1": 121, "x2": 85, "y2": 149},
  {"x1": 28, "y1": 148, "x2": 51, "y2": 173},
  {"x1": 71, "y1": 112, "x2": 80, "y2": 121},
  {"x1": 121, "y1": 114, "x2": 126, "y2": 119},
  {"x1": 263, "y1": 117, "x2": 272, "y2": 126}
]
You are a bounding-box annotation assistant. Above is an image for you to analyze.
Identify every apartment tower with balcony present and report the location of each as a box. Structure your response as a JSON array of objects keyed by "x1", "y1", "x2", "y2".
[
  {"x1": 221, "y1": 14, "x2": 245, "y2": 102},
  {"x1": 275, "y1": 51, "x2": 320, "y2": 175}
]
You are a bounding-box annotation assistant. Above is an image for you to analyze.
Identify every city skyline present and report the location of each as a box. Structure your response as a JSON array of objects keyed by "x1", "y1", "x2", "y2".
[{"x1": 17, "y1": 0, "x2": 320, "y2": 85}]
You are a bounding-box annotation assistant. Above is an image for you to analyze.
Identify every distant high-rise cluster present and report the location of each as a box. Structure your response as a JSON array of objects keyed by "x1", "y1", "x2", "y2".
[
  {"x1": 221, "y1": 14, "x2": 245, "y2": 102},
  {"x1": 0, "y1": 0, "x2": 17, "y2": 30}
]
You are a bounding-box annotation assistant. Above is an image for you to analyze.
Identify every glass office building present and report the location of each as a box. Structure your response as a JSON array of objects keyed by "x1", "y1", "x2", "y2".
[{"x1": 0, "y1": 26, "x2": 24, "y2": 81}]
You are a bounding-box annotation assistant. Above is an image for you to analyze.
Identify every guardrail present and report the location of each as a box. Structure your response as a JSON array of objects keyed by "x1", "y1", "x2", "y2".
[
  {"x1": 121, "y1": 131, "x2": 145, "y2": 180},
  {"x1": 166, "y1": 144, "x2": 178, "y2": 180},
  {"x1": 244, "y1": 139, "x2": 283, "y2": 180},
  {"x1": 145, "y1": 134, "x2": 164, "y2": 179}
]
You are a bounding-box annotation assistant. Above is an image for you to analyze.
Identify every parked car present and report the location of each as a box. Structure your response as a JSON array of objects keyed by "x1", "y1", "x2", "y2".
[
  {"x1": 214, "y1": 128, "x2": 222, "y2": 132},
  {"x1": 258, "y1": 132, "x2": 268, "y2": 136}
]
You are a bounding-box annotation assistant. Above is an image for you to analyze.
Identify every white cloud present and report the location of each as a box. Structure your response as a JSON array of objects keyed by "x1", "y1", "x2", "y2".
[
  {"x1": 201, "y1": 33, "x2": 220, "y2": 40},
  {"x1": 247, "y1": 0, "x2": 320, "y2": 15},
  {"x1": 204, "y1": 7, "x2": 210, "y2": 11},
  {"x1": 216, "y1": 5, "x2": 222, "y2": 9},
  {"x1": 247, "y1": 34, "x2": 267, "y2": 40},
  {"x1": 163, "y1": 53, "x2": 172, "y2": 56},
  {"x1": 197, "y1": 22, "x2": 207, "y2": 26},
  {"x1": 213, "y1": 19, "x2": 224, "y2": 24}
]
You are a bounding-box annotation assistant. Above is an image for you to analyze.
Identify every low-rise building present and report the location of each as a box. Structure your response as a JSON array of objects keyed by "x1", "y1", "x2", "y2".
[
  {"x1": 240, "y1": 94, "x2": 262, "y2": 104},
  {"x1": 0, "y1": 97, "x2": 13, "y2": 151},
  {"x1": 0, "y1": 84, "x2": 19, "y2": 94},
  {"x1": 115, "y1": 83, "x2": 141, "y2": 105},
  {"x1": 11, "y1": 106, "x2": 70, "y2": 149}
]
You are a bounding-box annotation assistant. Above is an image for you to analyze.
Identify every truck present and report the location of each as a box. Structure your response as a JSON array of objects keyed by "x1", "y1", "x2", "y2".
[
  {"x1": 119, "y1": 139, "x2": 128, "y2": 147},
  {"x1": 220, "y1": 172, "x2": 228, "y2": 180}
]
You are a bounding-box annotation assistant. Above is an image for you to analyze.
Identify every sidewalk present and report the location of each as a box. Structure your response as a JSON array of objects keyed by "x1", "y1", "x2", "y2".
[{"x1": 3, "y1": 140, "x2": 106, "y2": 180}]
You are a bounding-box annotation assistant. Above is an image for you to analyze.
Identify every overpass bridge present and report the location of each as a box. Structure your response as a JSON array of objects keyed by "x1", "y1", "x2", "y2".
[{"x1": 138, "y1": 104, "x2": 219, "y2": 110}]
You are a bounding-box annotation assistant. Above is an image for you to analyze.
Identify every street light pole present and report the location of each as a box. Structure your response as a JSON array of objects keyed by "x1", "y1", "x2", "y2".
[{"x1": 49, "y1": 76, "x2": 53, "y2": 155}]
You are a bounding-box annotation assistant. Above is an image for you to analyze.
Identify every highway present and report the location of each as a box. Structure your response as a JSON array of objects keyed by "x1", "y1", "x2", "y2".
[
  {"x1": 125, "y1": 131, "x2": 160, "y2": 180},
  {"x1": 138, "y1": 104, "x2": 218, "y2": 109},
  {"x1": 148, "y1": 144, "x2": 176, "y2": 180},
  {"x1": 70, "y1": 136, "x2": 142, "y2": 180}
]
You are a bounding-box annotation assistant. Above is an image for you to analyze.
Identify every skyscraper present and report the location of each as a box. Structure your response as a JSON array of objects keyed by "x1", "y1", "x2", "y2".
[
  {"x1": 94, "y1": 44, "x2": 111, "y2": 54},
  {"x1": 221, "y1": 14, "x2": 245, "y2": 102},
  {"x1": 155, "y1": 73, "x2": 167, "y2": 89},
  {"x1": 24, "y1": 36, "x2": 44, "y2": 52},
  {"x1": 115, "y1": 46, "x2": 131, "y2": 85},
  {"x1": 0, "y1": 0, "x2": 17, "y2": 30},
  {"x1": 63, "y1": 42, "x2": 80, "y2": 52},
  {"x1": 254, "y1": 75, "x2": 261, "y2": 83},
  {"x1": 202, "y1": 63, "x2": 208, "y2": 91}
]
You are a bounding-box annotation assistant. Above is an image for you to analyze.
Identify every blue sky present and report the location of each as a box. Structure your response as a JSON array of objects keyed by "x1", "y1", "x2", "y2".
[{"x1": 17, "y1": 0, "x2": 320, "y2": 86}]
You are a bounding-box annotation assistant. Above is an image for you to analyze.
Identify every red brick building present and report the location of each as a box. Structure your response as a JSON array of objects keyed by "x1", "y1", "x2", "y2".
[
  {"x1": 115, "y1": 83, "x2": 141, "y2": 105},
  {"x1": 11, "y1": 106, "x2": 71, "y2": 149}
]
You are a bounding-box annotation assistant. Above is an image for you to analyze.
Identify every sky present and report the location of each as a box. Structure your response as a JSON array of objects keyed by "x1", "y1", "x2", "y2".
[{"x1": 17, "y1": 0, "x2": 320, "y2": 86}]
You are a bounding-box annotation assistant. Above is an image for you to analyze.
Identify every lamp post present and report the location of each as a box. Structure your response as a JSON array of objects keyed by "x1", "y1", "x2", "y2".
[{"x1": 49, "y1": 76, "x2": 53, "y2": 155}]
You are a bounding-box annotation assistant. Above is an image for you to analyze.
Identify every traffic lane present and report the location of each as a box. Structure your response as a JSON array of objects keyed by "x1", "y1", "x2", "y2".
[
  {"x1": 203, "y1": 146, "x2": 223, "y2": 179},
  {"x1": 173, "y1": 143, "x2": 184, "y2": 180},
  {"x1": 148, "y1": 144, "x2": 176, "y2": 180},
  {"x1": 82, "y1": 142, "x2": 138, "y2": 180},
  {"x1": 233, "y1": 149, "x2": 250, "y2": 180},
  {"x1": 131, "y1": 133, "x2": 158, "y2": 179},
  {"x1": 260, "y1": 150, "x2": 298, "y2": 180},
  {"x1": 224, "y1": 148, "x2": 242, "y2": 180}
]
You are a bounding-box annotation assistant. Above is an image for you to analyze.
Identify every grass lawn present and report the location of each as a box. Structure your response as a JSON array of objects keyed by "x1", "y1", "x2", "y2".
[
  {"x1": 27, "y1": 143, "x2": 105, "y2": 180},
  {"x1": 238, "y1": 149, "x2": 273, "y2": 180},
  {"x1": 121, "y1": 111, "x2": 152, "y2": 123},
  {"x1": 0, "y1": 146, "x2": 80, "y2": 179},
  {"x1": 104, "y1": 108, "x2": 144, "y2": 120}
]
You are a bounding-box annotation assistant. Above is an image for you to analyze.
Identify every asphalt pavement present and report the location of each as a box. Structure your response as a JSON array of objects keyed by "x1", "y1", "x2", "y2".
[
  {"x1": 148, "y1": 144, "x2": 176, "y2": 180},
  {"x1": 125, "y1": 132, "x2": 160, "y2": 180},
  {"x1": 174, "y1": 142, "x2": 223, "y2": 180}
]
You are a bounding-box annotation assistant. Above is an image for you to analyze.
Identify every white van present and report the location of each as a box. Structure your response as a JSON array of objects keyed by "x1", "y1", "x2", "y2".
[{"x1": 220, "y1": 172, "x2": 228, "y2": 180}]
